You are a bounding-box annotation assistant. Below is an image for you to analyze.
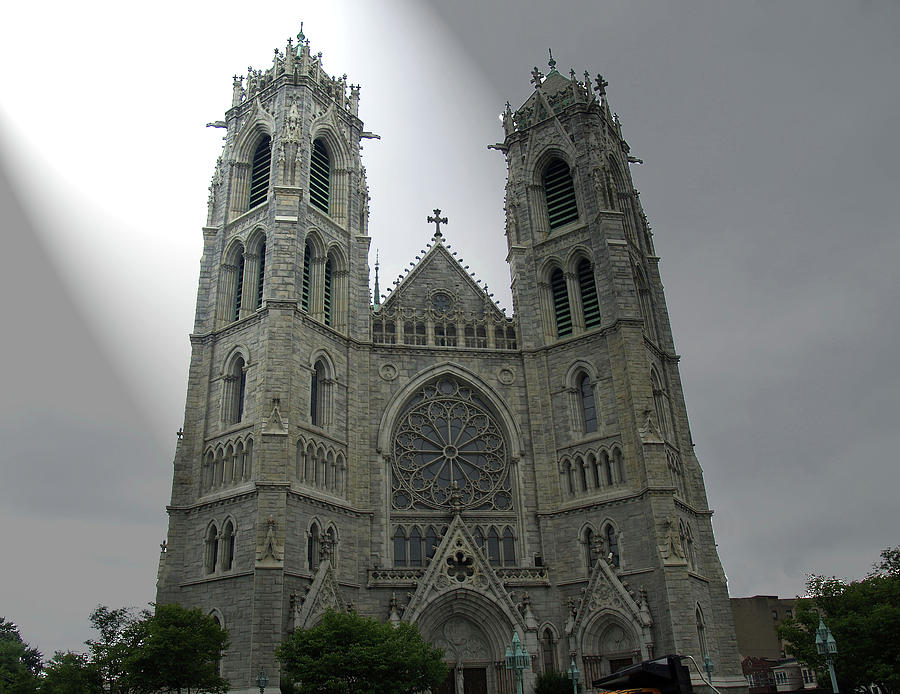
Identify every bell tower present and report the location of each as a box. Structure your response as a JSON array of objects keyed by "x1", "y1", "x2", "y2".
[
  {"x1": 158, "y1": 27, "x2": 373, "y2": 692},
  {"x1": 499, "y1": 54, "x2": 744, "y2": 687}
]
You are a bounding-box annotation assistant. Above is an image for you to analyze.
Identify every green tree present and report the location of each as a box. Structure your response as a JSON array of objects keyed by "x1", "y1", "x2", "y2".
[
  {"x1": 86, "y1": 605, "x2": 145, "y2": 694},
  {"x1": 777, "y1": 546, "x2": 900, "y2": 694},
  {"x1": 534, "y1": 670, "x2": 575, "y2": 694},
  {"x1": 39, "y1": 652, "x2": 102, "y2": 694},
  {"x1": 122, "y1": 603, "x2": 229, "y2": 694},
  {"x1": 276, "y1": 610, "x2": 448, "y2": 694},
  {"x1": 0, "y1": 617, "x2": 41, "y2": 694}
]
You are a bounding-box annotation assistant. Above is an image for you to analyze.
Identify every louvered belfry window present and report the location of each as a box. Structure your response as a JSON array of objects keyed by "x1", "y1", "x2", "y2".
[
  {"x1": 550, "y1": 268, "x2": 572, "y2": 337},
  {"x1": 310, "y1": 138, "x2": 330, "y2": 213},
  {"x1": 543, "y1": 158, "x2": 579, "y2": 230},
  {"x1": 301, "y1": 243, "x2": 311, "y2": 312},
  {"x1": 323, "y1": 257, "x2": 333, "y2": 325},
  {"x1": 578, "y1": 259, "x2": 601, "y2": 329},
  {"x1": 248, "y1": 136, "x2": 271, "y2": 209},
  {"x1": 233, "y1": 252, "x2": 245, "y2": 322},
  {"x1": 256, "y1": 241, "x2": 266, "y2": 309}
]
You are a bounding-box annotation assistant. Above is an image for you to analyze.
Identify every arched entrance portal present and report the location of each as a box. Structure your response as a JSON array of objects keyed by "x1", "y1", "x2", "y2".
[{"x1": 414, "y1": 589, "x2": 515, "y2": 694}]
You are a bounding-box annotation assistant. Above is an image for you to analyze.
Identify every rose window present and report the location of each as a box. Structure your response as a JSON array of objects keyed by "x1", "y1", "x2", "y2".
[{"x1": 391, "y1": 377, "x2": 512, "y2": 511}]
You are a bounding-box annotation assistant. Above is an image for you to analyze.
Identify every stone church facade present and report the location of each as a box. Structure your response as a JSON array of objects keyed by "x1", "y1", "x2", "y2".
[{"x1": 157, "y1": 28, "x2": 745, "y2": 694}]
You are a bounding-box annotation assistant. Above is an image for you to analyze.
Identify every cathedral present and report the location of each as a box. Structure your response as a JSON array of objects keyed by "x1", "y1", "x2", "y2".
[{"x1": 156, "y1": 26, "x2": 745, "y2": 694}]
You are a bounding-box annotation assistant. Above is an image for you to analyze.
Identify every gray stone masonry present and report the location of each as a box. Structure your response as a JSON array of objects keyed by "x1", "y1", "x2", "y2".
[{"x1": 157, "y1": 37, "x2": 746, "y2": 694}]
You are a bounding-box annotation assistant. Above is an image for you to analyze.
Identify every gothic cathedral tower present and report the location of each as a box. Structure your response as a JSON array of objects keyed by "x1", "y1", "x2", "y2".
[{"x1": 158, "y1": 31, "x2": 745, "y2": 694}]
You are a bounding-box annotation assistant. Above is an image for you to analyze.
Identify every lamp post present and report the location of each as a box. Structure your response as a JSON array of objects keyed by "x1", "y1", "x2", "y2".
[
  {"x1": 505, "y1": 631, "x2": 530, "y2": 694},
  {"x1": 815, "y1": 617, "x2": 839, "y2": 694},
  {"x1": 256, "y1": 666, "x2": 269, "y2": 694},
  {"x1": 567, "y1": 656, "x2": 581, "y2": 694},
  {"x1": 703, "y1": 655, "x2": 715, "y2": 685}
]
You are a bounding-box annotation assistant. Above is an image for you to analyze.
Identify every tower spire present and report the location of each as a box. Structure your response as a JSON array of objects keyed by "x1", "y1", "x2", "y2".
[
  {"x1": 547, "y1": 48, "x2": 557, "y2": 73},
  {"x1": 373, "y1": 250, "x2": 381, "y2": 306}
]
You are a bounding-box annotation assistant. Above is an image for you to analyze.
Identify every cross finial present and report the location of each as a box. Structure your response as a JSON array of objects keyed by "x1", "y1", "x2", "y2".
[
  {"x1": 548, "y1": 48, "x2": 557, "y2": 72},
  {"x1": 531, "y1": 66, "x2": 543, "y2": 88},
  {"x1": 297, "y1": 21, "x2": 305, "y2": 45},
  {"x1": 427, "y1": 208, "x2": 448, "y2": 238},
  {"x1": 594, "y1": 74, "x2": 608, "y2": 97}
]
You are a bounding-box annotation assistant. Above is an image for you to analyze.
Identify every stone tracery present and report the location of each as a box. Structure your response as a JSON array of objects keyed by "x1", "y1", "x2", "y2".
[{"x1": 391, "y1": 377, "x2": 512, "y2": 511}]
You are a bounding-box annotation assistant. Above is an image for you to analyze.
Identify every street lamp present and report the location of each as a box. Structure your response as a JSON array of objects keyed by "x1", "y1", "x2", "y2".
[
  {"x1": 567, "y1": 656, "x2": 581, "y2": 694},
  {"x1": 256, "y1": 666, "x2": 269, "y2": 694},
  {"x1": 815, "y1": 617, "x2": 839, "y2": 694},
  {"x1": 703, "y1": 655, "x2": 715, "y2": 684},
  {"x1": 505, "y1": 630, "x2": 530, "y2": 694}
]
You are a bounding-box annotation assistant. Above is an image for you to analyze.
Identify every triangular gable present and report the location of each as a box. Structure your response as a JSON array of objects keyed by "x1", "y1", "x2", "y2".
[
  {"x1": 570, "y1": 555, "x2": 653, "y2": 655},
  {"x1": 295, "y1": 559, "x2": 345, "y2": 629},
  {"x1": 402, "y1": 514, "x2": 524, "y2": 632},
  {"x1": 379, "y1": 238, "x2": 505, "y2": 321}
]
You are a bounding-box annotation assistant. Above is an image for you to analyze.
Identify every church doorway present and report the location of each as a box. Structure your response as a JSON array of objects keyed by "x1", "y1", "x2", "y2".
[{"x1": 435, "y1": 666, "x2": 489, "y2": 694}]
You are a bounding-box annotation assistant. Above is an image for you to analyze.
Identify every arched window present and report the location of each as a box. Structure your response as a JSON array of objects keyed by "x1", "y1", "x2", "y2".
[
  {"x1": 307, "y1": 523, "x2": 320, "y2": 570},
  {"x1": 310, "y1": 138, "x2": 331, "y2": 213},
  {"x1": 225, "y1": 355, "x2": 246, "y2": 424},
  {"x1": 550, "y1": 268, "x2": 572, "y2": 337},
  {"x1": 543, "y1": 158, "x2": 579, "y2": 230},
  {"x1": 502, "y1": 527, "x2": 516, "y2": 566},
  {"x1": 487, "y1": 527, "x2": 501, "y2": 566},
  {"x1": 205, "y1": 524, "x2": 219, "y2": 574},
  {"x1": 651, "y1": 369, "x2": 671, "y2": 440},
  {"x1": 409, "y1": 527, "x2": 423, "y2": 567},
  {"x1": 232, "y1": 250, "x2": 245, "y2": 322},
  {"x1": 301, "y1": 242, "x2": 312, "y2": 312},
  {"x1": 541, "y1": 628, "x2": 557, "y2": 673},
  {"x1": 393, "y1": 527, "x2": 407, "y2": 566},
  {"x1": 310, "y1": 359, "x2": 328, "y2": 427},
  {"x1": 577, "y1": 259, "x2": 601, "y2": 329},
  {"x1": 682, "y1": 521, "x2": 697, "y2": 571},
  {"x1": 584, "y1": 527, "x2": 595, "y2": 571},
  {"x1": 473, "y1": 527, "x2": 486, "y2": 554},
  {"x1": 564, "y1": 461, "x2": 575, "y2": 496},
  {"x1": 248, "y1": 136, "x2": 271, "y2": 210},
  {"x1": 696, "y1": 607, "x2": 708, "y2": 657},
  {"x1": 605, "y1": 524, "x2": 620, "y2": 568},
  {"x1": 614, "y1": 448, "x2": 625, "y2": 485},
  {"x1": 634, "y1": 266, "x2": 656, "y2": 340},
  {"x1": 578, "y1": 457, "x2": 588, "y2": 491},
  {"x1": 255, "y1": 241, "x2": 266, "y2": 309},
  {"x1": 323, "y1": 256, "x2": 333, "y2": 326},
  {"x1": 221, "y1": 521, "x2": 235, "y2": 571},
  {"x1": 425, "y1": 526, "x2": 439, "y2": 561},
  {"x1": 578, "y1": 373, "x2": 597, "y2": 433}
]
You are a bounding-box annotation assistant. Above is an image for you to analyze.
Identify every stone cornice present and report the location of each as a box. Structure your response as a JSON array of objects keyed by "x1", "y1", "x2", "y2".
[
  {"x1": 286, "y1": 487, "x2": 373, "y2": 517},
  {"x1": 168, "y1": 487, "x2": 258, "y2": 514}
]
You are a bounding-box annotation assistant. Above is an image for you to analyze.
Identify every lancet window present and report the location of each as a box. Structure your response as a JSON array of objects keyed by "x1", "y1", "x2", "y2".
[
  {"x1": 224, "y1": 355, "x2": 246, "y2": 425},
  {"x1": 248, "y1": 136, "x2": 271, "y2": 210},
  {"x1": 205, "y1": 524, "x2": 219, "y2": 574},
  {"x1": 551, "y1": 268, "x2": 572, "y2": 337},
  {"x1": 577, "y1": 258, "x2": 601, "y2": 329},
  {"x1": 310, "y1": 138, "x2": 331, "y2": 213},
  {"x1": 301, "y1": 243, "x2": 312, "y2": 312},
  {"x1": 543, "y1": 158, "x2": 579, "y2": 230}
]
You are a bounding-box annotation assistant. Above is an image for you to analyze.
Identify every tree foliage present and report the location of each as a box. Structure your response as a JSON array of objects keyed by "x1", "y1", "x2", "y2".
[
  {"x1": 86, "y1": 605, "x2": 146, "y2": 694},
  {"x1": 777, "y1": 545, "x2": 900, "y2": 694},
  {"x1": 534, "y1": 670, "x2": 576, "y2": 694},
  {"x1": 0, "y1": 617, "x2": 41, "y2": 694},
  {"x1": 39, "y1": 652, "x2": 102, "y2": 694},
  {"x1": 276, "y1": 610, "x2": 448, "y2": 694},
  {"x1": 122, "y1": 603, "x2": 229, "y2": 694}
]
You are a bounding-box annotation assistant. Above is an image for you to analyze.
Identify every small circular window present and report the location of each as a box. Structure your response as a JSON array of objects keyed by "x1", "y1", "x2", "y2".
[{"x1": 432, "y1": 293, "x2": 452, "y2": 313}]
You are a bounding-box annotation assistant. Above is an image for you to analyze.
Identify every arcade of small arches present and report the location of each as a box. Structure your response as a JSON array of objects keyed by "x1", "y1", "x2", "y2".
[
  {"x1": 294, "y1": 436, "x2": 347, "y2": 498},
  {"x1": 201, "y1": 436, "x2": 254, "y2": 494},
  {"x1": 373, "y1": 311, "x2": 518, "y2": 351},
  {"x1": 391, "y1": 523, "x2": 517, "y2": 568},
  {"x1": 560, "y1": 445, "x2": 626, "y2": 499}
]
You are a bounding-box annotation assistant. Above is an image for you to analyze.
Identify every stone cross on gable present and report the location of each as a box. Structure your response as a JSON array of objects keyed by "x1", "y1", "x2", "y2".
[
  {"x1": 531, "y1": 67, "x2": 544, "y2": 88},
  {"x1": 594, "y1": 74, "x2": 608, "y2": 97},
  {"x1": 427, "y1": 208, "x2": 448, "y2": 238}
]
